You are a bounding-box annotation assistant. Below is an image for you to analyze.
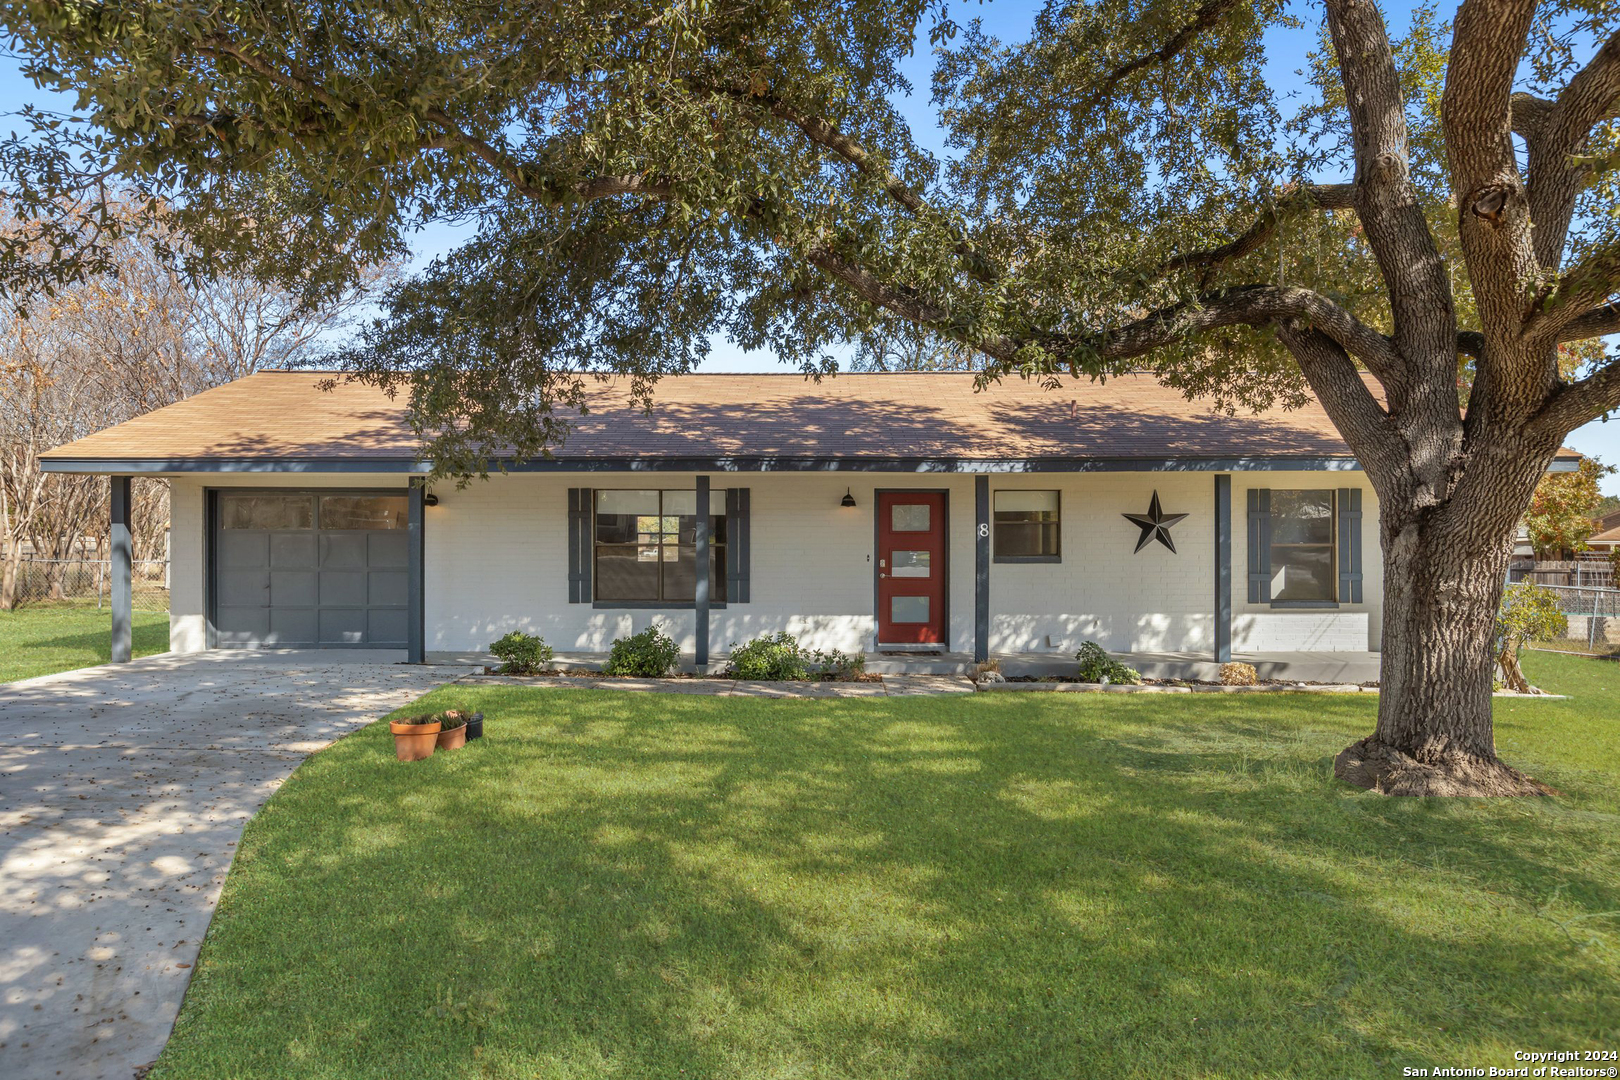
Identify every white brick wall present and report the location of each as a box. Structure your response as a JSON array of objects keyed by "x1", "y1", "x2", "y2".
[{"x1": 163, "y1": 468, "x2": 1383, "y2": 655}]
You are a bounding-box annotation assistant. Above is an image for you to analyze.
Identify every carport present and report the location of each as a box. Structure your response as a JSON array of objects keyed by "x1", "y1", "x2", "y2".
[{"x1": 75, "y1": 476, "x2": 428, "y2": 665}]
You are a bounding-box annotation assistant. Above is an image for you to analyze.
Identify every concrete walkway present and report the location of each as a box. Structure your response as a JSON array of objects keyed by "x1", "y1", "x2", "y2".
[{"x1": 0, "y1": 652, "x2": 471, "y2": 1080}]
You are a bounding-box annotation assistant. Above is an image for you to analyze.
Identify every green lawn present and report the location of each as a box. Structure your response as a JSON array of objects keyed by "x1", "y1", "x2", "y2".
[
  {"x1": 0, "y1": 602, "x2": 169, "y2": 682},
  {"x1": 153, "y1": 651, "x2": 1619, "y2": 1079}
]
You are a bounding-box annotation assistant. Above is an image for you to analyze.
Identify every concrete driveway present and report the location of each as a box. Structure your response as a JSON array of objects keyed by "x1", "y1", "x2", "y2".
[{"x1": 0, "y1": 651, "x2": 472, "y2": 1080}]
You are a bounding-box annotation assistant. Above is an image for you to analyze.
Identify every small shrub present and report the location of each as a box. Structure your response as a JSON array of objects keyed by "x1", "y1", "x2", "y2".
[
  {"x1": 728, "y1": 632, "x2": 811, "y2": 680},
  {"x1": 604, "y1": 626, "x2": 680, "y2": 677},
  {"x1": 489, "y1": 631, "x2": 553, "y2": 675},
  {"x1": 1075, "y1": 640, "x2": 1141, "y2": 685},
  {"x1": 437, "y1": 710, "x2": 467, "y2": 730},
  {"x1": 1495, "y1": 583, "x2": 1567, "y2": 692},
  {"x1": 1219, "y1": 661, "x2": 1258, "y2": 686},
  {"x1": 810, "y1": 647, "x2": 866, "y2": 680}
]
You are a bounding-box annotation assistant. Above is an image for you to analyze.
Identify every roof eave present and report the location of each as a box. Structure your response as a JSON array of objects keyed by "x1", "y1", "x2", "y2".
[{"x1": 39, "y1": 453, "x2": 1369, "y2": 475}]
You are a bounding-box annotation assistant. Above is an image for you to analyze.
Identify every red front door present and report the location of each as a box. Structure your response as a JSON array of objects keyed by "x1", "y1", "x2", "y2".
[{"x1": 876, "y1": 491, "x2": 948, "y2": 646}]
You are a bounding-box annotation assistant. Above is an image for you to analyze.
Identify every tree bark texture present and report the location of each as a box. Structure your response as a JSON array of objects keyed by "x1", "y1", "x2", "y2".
[{"x1": 1335, "y1": 431, "x2": 1562, "y2": 796}]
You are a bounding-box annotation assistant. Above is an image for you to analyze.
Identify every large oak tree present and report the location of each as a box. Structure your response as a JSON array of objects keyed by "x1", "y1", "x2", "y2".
[{"x1": 6, "y1": 0, "x2": 1620, "y2": 794}]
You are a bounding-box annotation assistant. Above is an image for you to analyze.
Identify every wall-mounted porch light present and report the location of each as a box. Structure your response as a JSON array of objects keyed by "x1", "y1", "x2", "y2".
[
  {"x1": 422, "y1": 492, "x2": 440, "y2": 507},
  {"x1": 840, "y1": 487, "x2": 857, "y2": 508}
]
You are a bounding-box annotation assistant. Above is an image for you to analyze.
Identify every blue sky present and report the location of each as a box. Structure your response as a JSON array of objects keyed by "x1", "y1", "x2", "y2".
[{"x1": 3, "y1": 1, "x2": 1618, "y2": 491}]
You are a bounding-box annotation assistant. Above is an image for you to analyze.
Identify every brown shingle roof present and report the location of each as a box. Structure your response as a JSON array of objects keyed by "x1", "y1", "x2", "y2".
[{"x1": 40, "y1": 369, "x2": 1585, "y2": 467}]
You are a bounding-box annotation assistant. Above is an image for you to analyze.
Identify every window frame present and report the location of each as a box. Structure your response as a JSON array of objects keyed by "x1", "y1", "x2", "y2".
[
  {"x1": 590, "y1": 489, "x2": 728, "y2": 609},
  {"x1": 992, "y1": 489, "x2": 1062, "y2": 564},
  {"x1": 1267, "y1": 488, "x2": 1339, "y2": 608}
]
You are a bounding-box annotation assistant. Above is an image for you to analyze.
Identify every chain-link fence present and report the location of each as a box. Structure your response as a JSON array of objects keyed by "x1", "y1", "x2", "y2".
[
  {"x1": 5, "y1": 558, "x2": 170, "y2": 611},
  {"x1": 1524, "y1": 581, "x2": 1620, "y2": 656}
]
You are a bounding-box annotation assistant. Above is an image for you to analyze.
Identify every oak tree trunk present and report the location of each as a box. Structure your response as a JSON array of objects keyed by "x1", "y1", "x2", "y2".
[{"x1": 1335, "y1": 459, "x2": 1559, "y2": 796}]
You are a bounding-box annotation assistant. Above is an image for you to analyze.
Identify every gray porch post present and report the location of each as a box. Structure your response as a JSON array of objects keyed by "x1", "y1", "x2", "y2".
[
  {"x1": 974, "y1": 475, "x2": 989, "y2": 663},
  {"x1": 1214, "y1": 473, "x2": 1232, "y2": 663},
  {"x1": 695, "y1": 476, "x2": 710, "y2": 668},
  {"x1": 407, "y1": 483, "x2": 425, "y2": 664},
  {"x1": 110, "y1": 475, "x2": 132, "y2": 663}
]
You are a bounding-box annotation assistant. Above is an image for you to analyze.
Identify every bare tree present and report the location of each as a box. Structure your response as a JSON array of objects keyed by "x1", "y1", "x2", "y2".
[{"x1": 0, "y1": 203, "x2": 383, "y2": 607}]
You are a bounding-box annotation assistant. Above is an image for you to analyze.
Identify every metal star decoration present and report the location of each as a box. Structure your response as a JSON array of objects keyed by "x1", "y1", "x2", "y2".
[{"x1": 1122, "y1": 491, "x2": 1189, "y2": 553}]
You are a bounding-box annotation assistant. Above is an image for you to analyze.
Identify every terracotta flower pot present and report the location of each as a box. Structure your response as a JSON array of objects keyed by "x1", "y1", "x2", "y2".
[
  {"x1": 391, "y1": 719, "x2": 441, "y2": 762},
  {"x1": 436, "y1": 724, "x2": 467, "y2": 751}
]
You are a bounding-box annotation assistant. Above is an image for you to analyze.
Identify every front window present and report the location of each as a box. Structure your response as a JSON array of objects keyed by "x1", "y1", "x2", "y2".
[
  {"x1": 1270, "y1": 490, "x2": 1336, "y2": 602},
  {"x1": 594, "y1": 490, "x2": 726, "y2": 603},
  {"x1": 994, "y1": 490, "x2": 1060, "y2": 560}
]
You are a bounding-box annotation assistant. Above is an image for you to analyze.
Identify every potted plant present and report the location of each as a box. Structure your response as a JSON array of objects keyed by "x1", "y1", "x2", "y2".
[
  {"x1": 436, "y1": 710, "x2": 469, "y2": 751},
  {"x1": 465, "y1": 712, "x2": 484, "y2": 741},
  {"x1": 390, "y1": 714, "x2": 441, "y2": 761}
]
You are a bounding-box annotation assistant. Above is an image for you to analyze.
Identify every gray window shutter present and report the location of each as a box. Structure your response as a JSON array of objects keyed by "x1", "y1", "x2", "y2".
[
  {"x1": 1247, "y1": 488, "x2": 1271, "y2": 604},
  {"x1": 567, "y1": 488, "x2": 592, "y2": 603},
  {"x1": 731, "y1": 487, "x2": 751, "y2": 603},
  {"x1": 1337, "y1": 487, "x2": 1363, "y2": 603}
]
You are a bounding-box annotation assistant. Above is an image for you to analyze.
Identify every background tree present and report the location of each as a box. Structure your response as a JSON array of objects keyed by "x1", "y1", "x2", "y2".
[
  {"x1": 0, "y1": 201, "x2": 377, "y2": 607},
  {"x1": 7, "y1": 0, "x2": 1620, "y2": 793},
  {"x1": 1522, "y1": 457, "x2": 1612, "y2": 558}
]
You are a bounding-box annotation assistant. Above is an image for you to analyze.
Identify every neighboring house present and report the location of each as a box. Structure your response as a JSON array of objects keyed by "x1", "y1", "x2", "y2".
[
  {"x1": 40, "y1": 370, "x2": 1583, "y2": 663},
  {"x1": 1589, "y1": 510, "x2": 1620, "y2": 556}
]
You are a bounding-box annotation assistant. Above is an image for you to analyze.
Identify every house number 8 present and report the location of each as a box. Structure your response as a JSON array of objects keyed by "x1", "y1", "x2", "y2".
[{"x1": 977, "y1": 523, "x2": 990, "y2": 538}]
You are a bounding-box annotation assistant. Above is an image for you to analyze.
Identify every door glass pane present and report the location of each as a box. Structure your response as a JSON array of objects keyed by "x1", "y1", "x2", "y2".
[
  {"x1": 892, "y1": 503, "x2": 930, "y2": 531},
  {"x1": 221, "y1": 495, "x2": 313, "y2": 530},
  {"x1": 891, "y1": 596, "x2": 930, "y2": 623},
  {"x1": 319, "y1": 495, "x2": 407, "y2": 530},
  {"x1": 891, "y1": 550, "x2": 931, "y2": 577}
]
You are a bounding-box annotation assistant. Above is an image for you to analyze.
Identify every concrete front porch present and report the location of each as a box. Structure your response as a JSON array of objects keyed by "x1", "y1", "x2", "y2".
[{"x1": 425, "y1": 648, "x2": 1383, "y2": 684}]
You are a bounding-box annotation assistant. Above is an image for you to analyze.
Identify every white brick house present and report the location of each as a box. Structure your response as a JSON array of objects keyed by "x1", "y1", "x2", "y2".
[{"x1": 41, "y1": 370, "x2": 1581, "y2": 665}]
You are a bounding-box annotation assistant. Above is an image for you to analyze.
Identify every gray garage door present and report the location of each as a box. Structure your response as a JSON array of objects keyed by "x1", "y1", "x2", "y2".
[{"x1": 214, "y1": 491, "x2": 410, "y2": 647}]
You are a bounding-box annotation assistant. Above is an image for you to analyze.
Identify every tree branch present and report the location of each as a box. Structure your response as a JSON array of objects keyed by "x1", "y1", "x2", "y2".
[
  {"x1": 1273, "y1": 321, "x2": 1399, "y2": 470},
  {"x1": 1526, "y1": 28, "x2": 1620, "y2": 269},
  {"x1": 423, "y1": 109, "x2": 673, "y2": 204},
  {"x1": 1560, "y1": 300, "x2": 1620, "y2": 341},
  {"x1": 1326, "y1": 0, "x2": 1456, "y2": 371},
  {"x1": 1073, "y1": 285, "x2": 1399, "y2": 375},
  {"x1": 695, "y1": 80, "x2": 1000, "y2": 284},
  {"x1": 1151, "y1": 182, "x2": 1356, "y2": 280},
  {"x1": 801, "y1": 246, "x2": 1020, "y2": 361},
  {"x1": 1077, "y1": 0, "x2": 1242, "y2": 113},
  {"x1": 1532, "y1": 356, "x2": 1620, "y2": 436}
]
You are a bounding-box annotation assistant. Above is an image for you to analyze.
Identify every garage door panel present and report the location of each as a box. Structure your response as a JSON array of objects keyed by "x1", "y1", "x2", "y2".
[
  {"x1": 218, "y1": 570, "x2": 269, "y2": 608},
  {"x1": 368, "y1": 570, "x2": 408, "y2": 606},
  {"x1": 214, "y1": 491, "x2": 412, "y2": 648},
  {"x1": 218, "y1": 531, "x2": 268, "y2": 569},
  {"x1": 320, "y1": 571, "x2": 368, "y2": 607},
  {"x1": 271, "y1": 532, "x2": 318, "y2": 567},
  {"x1": 367, "y1": 608, "x2": 408, "y2": 644},
  {"x1": 216, "y1": 606, "x2": 270, "y2": 641},
  {"x1": 367, "y1": 531, "x2": 409, "y2": 569},
  {"x1": 270, "y1": 570, "x2": 317, "y2": 607},
  {"x1": 321, "y1": 533, "x2": 368, "y2": 569},
  {"x1": 319, "y1": 609, "x2": 366, "y2": 644},
  {"x1": 269, "y1": 607, "x2": 318, "y2": 645}
]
